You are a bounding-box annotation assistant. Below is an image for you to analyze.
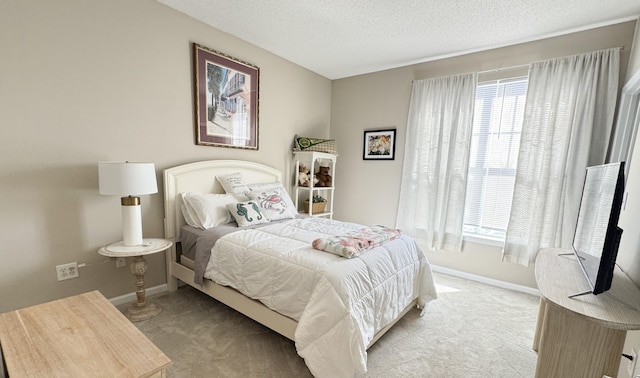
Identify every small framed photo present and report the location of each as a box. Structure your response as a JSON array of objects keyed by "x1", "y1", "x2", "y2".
[
  {"x1": 363, "y1": 129, "x2": 396, "y2": 160},
  {"x1": 193, "y1": 43, "x2": 259, "y2": 149}
]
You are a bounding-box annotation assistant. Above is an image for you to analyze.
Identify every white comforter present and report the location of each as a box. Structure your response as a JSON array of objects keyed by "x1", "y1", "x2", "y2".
[{"x1": 203, "y1": 217, "x2": 437, "y2": 377}]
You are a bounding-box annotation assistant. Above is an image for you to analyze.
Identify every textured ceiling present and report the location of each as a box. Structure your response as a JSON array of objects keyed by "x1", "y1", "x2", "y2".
[{"x1": 158, "y1": 0, "x2": 640, "y2": 79}]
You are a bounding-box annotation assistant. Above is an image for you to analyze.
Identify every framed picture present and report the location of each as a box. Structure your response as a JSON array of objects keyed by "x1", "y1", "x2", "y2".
[
  {"x1": 363, "y1": 129, "x2": 396, "y2": 160},
  {"x1": 193, "y1": 43, "x2": 259, "y2": 149}
]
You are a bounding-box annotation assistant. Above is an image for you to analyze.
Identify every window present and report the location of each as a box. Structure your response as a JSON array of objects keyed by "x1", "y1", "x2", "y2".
[{"x1": 463, "y1": 78, "x2": 528, "y2": 243}]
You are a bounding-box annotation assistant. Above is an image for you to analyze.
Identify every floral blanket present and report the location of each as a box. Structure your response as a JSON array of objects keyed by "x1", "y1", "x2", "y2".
[{"x1": 312, "y1": 225, "x2": 402, "y2": 258}]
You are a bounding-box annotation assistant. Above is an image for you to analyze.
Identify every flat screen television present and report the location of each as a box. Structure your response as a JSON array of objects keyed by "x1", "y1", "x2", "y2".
[{"x1": 571, "y1": 161, "x2": 625, "y2": 297}]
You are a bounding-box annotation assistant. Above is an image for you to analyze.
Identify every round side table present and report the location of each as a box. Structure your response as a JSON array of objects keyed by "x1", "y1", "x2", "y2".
[{"x1": 98, "y1": 238, "x2": 172, "y2": 322}]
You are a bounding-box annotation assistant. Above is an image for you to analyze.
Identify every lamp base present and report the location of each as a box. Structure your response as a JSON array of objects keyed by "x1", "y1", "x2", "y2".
[{"x1": 121, "y1": 198, "x2": 143, "y2": 246}]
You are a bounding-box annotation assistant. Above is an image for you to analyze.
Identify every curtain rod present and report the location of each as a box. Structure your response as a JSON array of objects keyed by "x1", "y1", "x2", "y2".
[
  {"x1": 477, "y1": 46, "x2": 625, "y2": 75},
  {"x1": 477, "y1": 64, "x2": 530, "y2": 75}
]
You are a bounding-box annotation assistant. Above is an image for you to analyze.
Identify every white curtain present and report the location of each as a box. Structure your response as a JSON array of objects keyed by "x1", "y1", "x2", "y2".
[
  {"x1": 503, "y1": 48, "x2": 620, "y2": 266},
  {"x1": 396, "y1": 73, "x2": 477, "y2": 252}
]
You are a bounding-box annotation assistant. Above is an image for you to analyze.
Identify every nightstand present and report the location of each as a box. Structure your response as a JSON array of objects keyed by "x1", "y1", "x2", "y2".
[{"x1": 98, "y1": 238, "x2": 172, "y2": 322}]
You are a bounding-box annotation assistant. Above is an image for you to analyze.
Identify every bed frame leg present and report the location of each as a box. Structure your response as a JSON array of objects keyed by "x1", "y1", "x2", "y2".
[{"x1": 165, "y1": 247, "x2": 178, "y2": 291}]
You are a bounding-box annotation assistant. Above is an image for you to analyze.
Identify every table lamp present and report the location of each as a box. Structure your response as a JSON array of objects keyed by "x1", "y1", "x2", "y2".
[{"x1": 98, "y1": 162, "x2": 158, "y2": 246}]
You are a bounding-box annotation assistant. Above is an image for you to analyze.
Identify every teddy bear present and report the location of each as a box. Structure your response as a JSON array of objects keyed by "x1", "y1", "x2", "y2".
[
  {"x1": 314, "y1": 166, "x2": 333, "y2": 187},
  {"x1": 298, "y1": 164, "x2": 310, "y2": 187}
]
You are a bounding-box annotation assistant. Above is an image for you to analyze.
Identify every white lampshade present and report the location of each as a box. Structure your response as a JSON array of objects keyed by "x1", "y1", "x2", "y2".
[
  {"x1": 98, "y1": 162, "x2": 158, "y2": 246},
  {"x1": 98, "y1": 162, "x2": 158, "y2": 196}
]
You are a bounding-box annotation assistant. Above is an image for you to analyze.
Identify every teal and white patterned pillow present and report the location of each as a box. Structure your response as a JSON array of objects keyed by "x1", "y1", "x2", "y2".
[{"x1": 226, "y1": 200, "x2": 270, "y2": 227}]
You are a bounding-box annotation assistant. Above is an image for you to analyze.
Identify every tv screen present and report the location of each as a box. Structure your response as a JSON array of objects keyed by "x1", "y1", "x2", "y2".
[{"x1": 572, "y1": 161, "x2": 625, "y2": 296}]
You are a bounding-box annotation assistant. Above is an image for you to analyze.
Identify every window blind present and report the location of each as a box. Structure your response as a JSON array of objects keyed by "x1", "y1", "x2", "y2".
[{"x1": 463, "y1": 77, "x2": 528, "y2": 241}]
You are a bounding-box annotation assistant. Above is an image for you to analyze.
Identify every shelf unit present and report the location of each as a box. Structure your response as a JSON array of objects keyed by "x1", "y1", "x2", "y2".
[{"x1": 293, "y1": 151, "x2": 337, "y2": 219}]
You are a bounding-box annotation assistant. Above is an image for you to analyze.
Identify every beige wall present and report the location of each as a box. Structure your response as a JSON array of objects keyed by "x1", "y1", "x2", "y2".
[
  {"x1": 0, "y1": 0, "x2": 331, "y2": 312},
  {"x1": 330, "y1": 21, "x2": 638, "y2": 289}
]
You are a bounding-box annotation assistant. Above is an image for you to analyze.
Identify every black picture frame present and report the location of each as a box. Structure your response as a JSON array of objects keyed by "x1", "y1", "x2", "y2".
[{"x1": 363, "y1": 129, "x2": 396, "y2": 160}]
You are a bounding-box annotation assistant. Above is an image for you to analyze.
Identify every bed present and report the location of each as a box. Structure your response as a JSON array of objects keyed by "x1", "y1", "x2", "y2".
[{"x1": 163, "y1": 159, "x2": 437, "y2": 377}]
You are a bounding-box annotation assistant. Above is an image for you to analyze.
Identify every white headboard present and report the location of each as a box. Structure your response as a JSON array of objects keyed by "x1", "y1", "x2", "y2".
[{"x1": 163, "y1": 160, "x2": 282, "y2": 241}]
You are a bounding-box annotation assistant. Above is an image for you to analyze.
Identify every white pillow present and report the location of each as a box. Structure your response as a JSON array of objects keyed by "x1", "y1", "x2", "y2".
[
  {"x1": 179, "y1": 193, "x2": 200, "y2": 228},
  {"x1": 181, "y1": 192, "x2": 239, "y2": 229},
  {"x1": 217, "y1": 172, "x2": 250, "y2": 194},
  {"x1": 246, "y1": 182, "x2": 281, "y2": 192},
  {"x1": 226, "y1": 200, "x2": 270, "y2": 227},
  {"x1": 246, "y1": 183, "x2": 297, "y2": 221}
]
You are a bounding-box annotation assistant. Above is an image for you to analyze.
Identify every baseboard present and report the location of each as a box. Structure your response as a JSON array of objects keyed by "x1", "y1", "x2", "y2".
[
  {"x1": 431, "y1": 265, "x2": 540, "y2": 297},
  {"x1": 108, "y1": 284, "x2": 169, "y2": 306},
  {"x1": 106, "y1": 268, "x2": 538, "y2": 305}
]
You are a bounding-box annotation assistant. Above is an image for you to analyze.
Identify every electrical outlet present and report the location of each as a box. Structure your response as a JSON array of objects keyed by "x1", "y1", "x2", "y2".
[
  {"x1": 56, "y1": 262, "x2": 79, "y2": 281},
  {"x1": 115, "y1": 257, "x2": 127, "y2": 268}
]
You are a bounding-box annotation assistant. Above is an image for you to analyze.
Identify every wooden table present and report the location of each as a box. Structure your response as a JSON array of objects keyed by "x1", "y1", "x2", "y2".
[
  {"x1": 0, "y1": 290, "x2": 171, "y2": 377},
  {"x1": 99, "y1": 238, "x2": 173, "y2": 322},
  {"x1": 534, "y1": 248, "x2": 640, "y2": 378}
]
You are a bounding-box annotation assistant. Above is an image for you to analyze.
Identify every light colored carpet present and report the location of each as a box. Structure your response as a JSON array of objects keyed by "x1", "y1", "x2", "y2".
[{"x1": 124, "y1": 272, "x2": 539, "y2": 377}]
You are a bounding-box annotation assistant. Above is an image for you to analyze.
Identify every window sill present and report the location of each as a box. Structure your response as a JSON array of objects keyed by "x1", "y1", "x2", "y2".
[{"x1": 462, "y1": 234, "x2": 505, "y2": 248}]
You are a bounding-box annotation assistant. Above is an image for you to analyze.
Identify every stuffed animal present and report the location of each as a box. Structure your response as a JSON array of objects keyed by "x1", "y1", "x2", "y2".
[
  {"x1": 298, "y1": 164, "x2": 310, "y2": 187},
  {"x1": 314, "y1": 166, "x2": 333, "y2": 187}
]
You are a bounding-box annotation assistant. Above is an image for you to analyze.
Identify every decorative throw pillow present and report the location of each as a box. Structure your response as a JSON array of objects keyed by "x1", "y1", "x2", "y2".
[
  {"x1": 293, "y1": 135, "x2": 338, "y2": 155},
  {"x1": 217, "y1": 172, "x2": 250, "y2": 194},
  {"x1": 226, "y1": 200, "x2": 270, "y2": 227},
  {"x1": 246, "y1": 183, "x2": 297, "y2": 221},
  {"x1": 181, "y1": 192, "x2": 238, "y2": 229}
]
